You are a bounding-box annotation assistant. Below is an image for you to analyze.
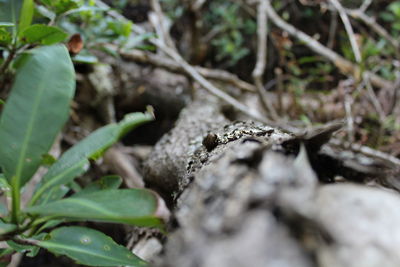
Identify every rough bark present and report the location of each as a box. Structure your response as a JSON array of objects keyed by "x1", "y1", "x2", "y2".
[{"x1": 143, "y1": 94, "x2": 400, "y2": 267}]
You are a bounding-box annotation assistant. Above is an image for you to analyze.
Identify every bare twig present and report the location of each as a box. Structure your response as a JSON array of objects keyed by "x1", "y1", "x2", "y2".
[
  {"x1": 151, "y1": 39, "x2": 268, "y2": 123},
  {"x1": 346, "y1": 8, "x2": 400, "y2": 50},
  {"x1": 97, "y1": 0, "x2": 270, "y2": 124},
  {"x1": 359, "y1": 0, "x2": 373, "y2": 13},
  {"x1": 263, "y1": 0, "x2": 392, "y2": 89},
  {"x1": 387, "y1": 72, "x2": 400, "y2": 115},
  {"x1": 104, "y1": 147, "x2": 145, "y2": 188},
  {"x1": 329, "y1": 0, "x2": 361, "y2": 63},
  {"x1": 149, "y1": 0, "x2": 176, "y2": 50},
  {"x1": 339, "y1": 79, "x2": 355, "y2": 143},
  {"x1": 107, "y1": 45, "x2": 255, "y2": 92},
  {"x1": 330, "y1": 138, "x2": 400, "y2": 167},
  {"x1": 364, "y1": 73, "x2": 386, "y2": 121},
  {"x1": 327, "y1": 9, "x2": 338, "y2": 49},
  {"x1": 252, "y1": 0, "x2": 279, "y2": 120}
]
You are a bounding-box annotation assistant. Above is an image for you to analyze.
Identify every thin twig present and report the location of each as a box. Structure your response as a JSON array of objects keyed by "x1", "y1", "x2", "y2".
[
  {"x1": 330, "y1": 138, "x2": 400, "y2": 167},
  {"x1": 252, "y1": 0, "x2": 279, "y2": 120},
  {"x1": 364, "y1": 73, "x2": 386, "y2": 121},
  {"x1": 329, "y1": 0, "x2": 361, "y2": 63},
  {"x1": 96, "y1": 0, "x2": 269, "y2": 124},
  {"x1": 149, "y1": 0, "x2": 177, "y2": 51},
  {"x1": 263, "y1": 0, "x2": 392, "y2": 89},
  {"x1": 359, "y1": 0, "x2": 373, "y2": 13},
  {"x1": 327, "y1": 9, "x2": 338, "y2": 49},
  {"x1": 346, "y1": 8, "x2": 400, "y2": 50},
  {"x1": 344, "y1": 93, "x2": 354, "y2": 143},
  {"x1": 0, "y1": 46, "x2": 17, "y2": 88}
]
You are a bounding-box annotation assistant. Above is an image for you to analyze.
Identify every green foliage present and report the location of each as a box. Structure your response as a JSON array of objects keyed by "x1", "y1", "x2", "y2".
[
  {"x1": 0, "y1": 1, "x2": 166, "y2": 266},
  {"x1": 18, "y1": 0, "x2": 34, "y2": 34},
  {"x1": 26, "y1": 189, "x2": 164, "y2": 228},
  {"x1": 0, "y1": 46, "x2": 75, "y2": 221},
  {"x1": 20, "y1": 24, "x2": 68, "y2": 45},
  {"x1": 35, "y1": 226, "x2": 148, "y2": 266},
  {"x1": 206, "y1": 1, "x2": 256, "y2": 66}
]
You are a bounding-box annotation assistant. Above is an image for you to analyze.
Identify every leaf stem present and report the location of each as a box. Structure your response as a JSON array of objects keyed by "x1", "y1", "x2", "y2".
[{"x1": 11, "y1": 179, "x2": 20, "y2": 224}]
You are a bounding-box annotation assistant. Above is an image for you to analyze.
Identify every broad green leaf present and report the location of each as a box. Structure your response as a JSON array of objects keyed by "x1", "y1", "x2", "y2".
[
  {"x1": 20, "y1": 24, "x2": 68, "y2": 45},
  {"x1": 73, "y1": 175, "x2": 122, "y2": 197},
  {"x1": 29, "y1": 112, "x2": 154, "y2": 205},
  {"x1": 26, "y1": 189, "x2": 168, "y2": 228},
  {"x1": 0, "y1": 45, "x2": 75, "y2": 190},
  {"x1": 18, "y1": 0, "x2": 34, "y2": 34},
  {"x1": 0, "y1": 221, "x2": 16, "y2": 235},
  {"x1": 0, "y1": 0, "x2": 23, "y2": 25},
  {"x1": 35, "y1": 226, "x2": 148, "y2": 266}
]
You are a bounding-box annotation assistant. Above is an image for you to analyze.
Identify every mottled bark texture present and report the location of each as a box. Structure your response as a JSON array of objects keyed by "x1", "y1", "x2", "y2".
[{"x1": 144, "y1": 95, "x2": 400, "y2": 267}]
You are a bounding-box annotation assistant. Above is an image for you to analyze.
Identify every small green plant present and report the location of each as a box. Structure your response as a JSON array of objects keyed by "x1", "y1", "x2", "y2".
[
  {"x1": 0, "y1": 1, "x2": 167, "y2": 266},
  {"x1": 205, "y1": 1, "x2": 256, "y2": 66}
]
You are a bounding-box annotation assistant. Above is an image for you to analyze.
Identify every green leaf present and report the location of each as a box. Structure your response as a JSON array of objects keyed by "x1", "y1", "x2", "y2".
[
  {"x1": 34, "y1": 219, "x2": 64, "y2": 235},
  {"x1": 7, "y1": 240, "x2": 40, "y2": 257},
  {"x1": 35, "y1": 226, "x2": 148, "y2": 266},
  {"x1": 0, "y1": 45, "x2": 75, "y2": 199},
  {"x1": 42, "y1": 0, "x2": 82, "y2": 15},
  {"x1": 389, "y1": 1, "x2": 400, "y2": 17},
  {"x1": 20, "y1": 24, "x2": 68, "y2": 45},
  {"x1": 26, "y1": 189, "x2": 168, "y2": 228},
  {"x1": 29, "y1": 112, "x2": 154, "y2": 206},
  {"x1": 0, "y1": 0, "x2": 23, "y2": 25},
  {"x1": 0, "y1": 28, "x2": 11, "y2": 45},
  {"x1": 0, "y1": 221, "x2": 16, "y2": 235},
  {"x1": 34, "y1": 184, "x2": 70, "y2": 205},
  {"x1": 73, "y1": 175, "x2": 122, "y2": 197},
  {"x1": 18, "y1": 0, "x2": 34, "y2": 34}
]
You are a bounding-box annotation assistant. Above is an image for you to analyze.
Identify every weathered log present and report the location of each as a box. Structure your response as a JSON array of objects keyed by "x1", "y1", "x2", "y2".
[{"x1": 144, "y1": 95, "x2": 400, "y2": 267}]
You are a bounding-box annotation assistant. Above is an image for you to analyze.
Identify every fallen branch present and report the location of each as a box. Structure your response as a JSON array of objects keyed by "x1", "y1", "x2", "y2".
[
  {"x1": 252, "y1": 0, "x2": 279, "y2": 120},
  {"x1": 107, "y1": 45, "x2": 255, "y2": 92}
]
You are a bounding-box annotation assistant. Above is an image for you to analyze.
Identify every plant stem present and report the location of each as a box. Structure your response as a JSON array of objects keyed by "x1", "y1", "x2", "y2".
[
  {"x1": 0, "y1": 46, "x2": 17, "y2": 90},
  {"x1": 0, "y1": 47, "x2": 16, "y2": 76},
  {"x1": 11, "y1": 180, "x2": 20, "y2": 224}
]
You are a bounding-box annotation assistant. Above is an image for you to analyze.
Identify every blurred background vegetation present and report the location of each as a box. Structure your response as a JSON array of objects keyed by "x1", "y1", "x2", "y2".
[{"x1": 3, "y1": 0, "x2": 400, "y2": 155}]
